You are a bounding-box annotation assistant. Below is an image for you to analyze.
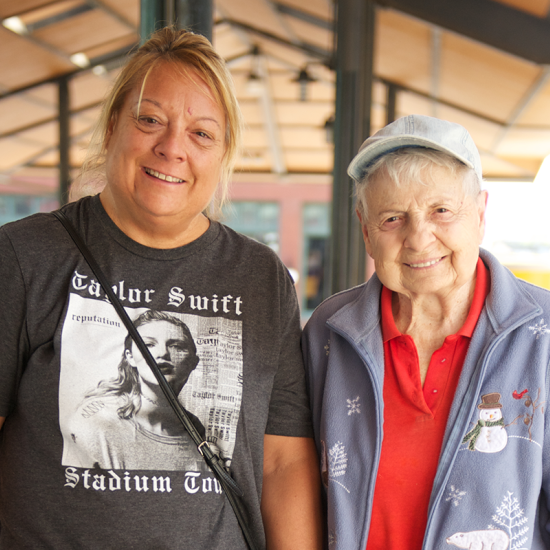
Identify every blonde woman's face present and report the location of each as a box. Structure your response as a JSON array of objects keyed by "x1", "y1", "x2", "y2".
[{"x1": 101, "y1": 62, "x2": 226, "y2": 244}]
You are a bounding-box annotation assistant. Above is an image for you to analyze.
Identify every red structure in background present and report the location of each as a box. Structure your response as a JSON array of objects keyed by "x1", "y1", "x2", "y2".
[{"x1": 228, "y1": 174, "x2": 332, "y2": 312}]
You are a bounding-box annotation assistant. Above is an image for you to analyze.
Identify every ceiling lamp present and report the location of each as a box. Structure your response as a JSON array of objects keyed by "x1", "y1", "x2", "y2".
[
  {"x1": 70, "y1": 52, "x2": 90, "y2": 69},
  {"x1": 324, "y1": 115, "x2": 335, "y2": 144},
  {"x1": 293, "y1": 66, "x2": 316, "y2": 101},
  {"x1": 246, "y1": 46, "x2": 264, "y2": 97},
  {"x1": 2, "y1": 16, "x2": 27, "y2": 35}
]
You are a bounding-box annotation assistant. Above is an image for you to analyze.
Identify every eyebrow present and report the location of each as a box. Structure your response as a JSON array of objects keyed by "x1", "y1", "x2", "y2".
[{"x1": 376, "y1": 209, "x2": 404, "y2": 218}]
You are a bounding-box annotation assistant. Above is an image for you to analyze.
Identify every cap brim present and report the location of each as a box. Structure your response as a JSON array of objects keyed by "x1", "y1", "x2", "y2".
[{"x1": 347, "y1": 134, "x2": 476, "y2": 182}]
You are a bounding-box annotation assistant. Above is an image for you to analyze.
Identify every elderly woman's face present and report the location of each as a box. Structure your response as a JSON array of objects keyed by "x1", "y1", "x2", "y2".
[
  {"x1": 359, "y1": 164, "x2": 487, "y2": 300},
  {"x1": 102, "y1": 61, "x2": 226, "y2": 240}
]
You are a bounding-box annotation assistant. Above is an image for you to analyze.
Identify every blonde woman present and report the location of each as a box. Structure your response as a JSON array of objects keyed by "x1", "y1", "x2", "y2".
[{"x1": 0, "y1": 27, "x2": 321, "y2": 550}]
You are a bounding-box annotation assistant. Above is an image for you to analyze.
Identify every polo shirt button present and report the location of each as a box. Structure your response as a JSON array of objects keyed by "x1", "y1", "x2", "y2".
[
  {"x1": 441, "y1": 358, "x2": 446, "y2": 363},
  {"x1": 433, "y1": 389, "x2": 438, "y2": 393}
]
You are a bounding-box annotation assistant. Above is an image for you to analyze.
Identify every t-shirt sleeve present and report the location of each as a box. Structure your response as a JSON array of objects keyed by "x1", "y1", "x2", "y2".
[
  {"x1": 0, "y1": 227, "x2": 29, "y2": 417},
  {"x1": 265, "y1": 267, "x2": 313, "y2": 438}
]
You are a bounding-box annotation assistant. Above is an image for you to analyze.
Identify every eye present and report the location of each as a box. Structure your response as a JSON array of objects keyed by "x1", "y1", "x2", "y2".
[
  {"x1": 169, "y1": 342, "x2": 189, "y2": 353},
  {"x1": 141, "y1": 337, "x2": 157, "y2": 348},
  {"x1": 380, "y1": 215, "x2": 402, "y2": 229},
  {"x1": 139, "y1": 116, "x2": 159, "y2": 125},
  {"x1": 195, "y1": 131, "x2": 211, "y2": 139},
  {"x1": 432, "y1": 207, "x2": 453, "y2": 220}
]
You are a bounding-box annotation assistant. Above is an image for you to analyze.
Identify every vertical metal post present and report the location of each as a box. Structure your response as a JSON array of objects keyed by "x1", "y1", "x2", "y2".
[
  {"x1": 175, "y1": 0, "x2": 213, "y2": 41},
  {"x1": 386, "y1": 82, "x2": 397, "y2": 125},
  {"x1": 140, "y1": 0, "x2": 167, "y2": 42},
  {"x1": 58, "y1": 77, "x2": 70, "y2": 205},
  {"x1": 140, "y1": 0, "x2": 213, "y2": 43},
  {"x1": 329, "y1": 0, "x2": 375, "y2": 294}
]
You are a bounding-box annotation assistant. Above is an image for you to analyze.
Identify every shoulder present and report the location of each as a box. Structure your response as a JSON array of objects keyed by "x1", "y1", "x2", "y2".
[
  {"x1": 216, "y1": 222, "x2": 282, "y2": 260},
  {"x1": 482, "y1": 248, "x2": 550, "y2": 310},
  {"x1": 304, "y1": 283, "x2": 371, "y2": 335},
  {"x1": 71, "y1": 397, "x2": 124, "y2": 431},
  {"x1": 213, "y1": 222, "x2": 294, "y2": 281},
  {"x1": 0, "y1": 197, "x2": 93, "y2": 251}
]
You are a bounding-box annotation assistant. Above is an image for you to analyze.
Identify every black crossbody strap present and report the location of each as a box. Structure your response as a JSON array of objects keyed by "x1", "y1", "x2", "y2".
[{"x1": 53, "y1": 210, "x2": 257, "y2": 550}]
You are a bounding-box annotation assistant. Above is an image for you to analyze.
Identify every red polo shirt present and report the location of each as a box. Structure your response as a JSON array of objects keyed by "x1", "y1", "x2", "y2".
[{"x1": 366, "y1": 258, "x2": 489, "y2": 550}]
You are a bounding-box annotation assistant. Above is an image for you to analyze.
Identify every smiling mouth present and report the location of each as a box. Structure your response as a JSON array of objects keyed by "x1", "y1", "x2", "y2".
[
  {"x1": 407, "y1": 257, "x2": 443, "y2": 268},
  {"x1": 144, "y1": 167, "x2": 184, "y2": 183}
]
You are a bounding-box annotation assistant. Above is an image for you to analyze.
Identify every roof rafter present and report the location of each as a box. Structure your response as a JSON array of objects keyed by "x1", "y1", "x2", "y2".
[{"x1": 377, "y1": 0, "x2": 550, "y2": 64}]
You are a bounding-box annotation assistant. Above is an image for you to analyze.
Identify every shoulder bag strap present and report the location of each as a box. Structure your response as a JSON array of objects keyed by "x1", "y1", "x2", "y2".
[{"x1": 52, "y1": 209, "x2": 257, "y2": 550}]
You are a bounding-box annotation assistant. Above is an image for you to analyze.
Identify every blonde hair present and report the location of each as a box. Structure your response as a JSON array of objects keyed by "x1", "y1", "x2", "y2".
[
  {"x1": 355, "y1": 147, "x2": 481, "y2": 221},
  {"x1": 71, "y1": 26, "x2": 243, "y2": 219}
]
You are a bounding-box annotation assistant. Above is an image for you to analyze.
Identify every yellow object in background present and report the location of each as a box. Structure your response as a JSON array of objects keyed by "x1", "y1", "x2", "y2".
[{"x1": 509, "y1": 267, "x2": 550, "y2": 290}]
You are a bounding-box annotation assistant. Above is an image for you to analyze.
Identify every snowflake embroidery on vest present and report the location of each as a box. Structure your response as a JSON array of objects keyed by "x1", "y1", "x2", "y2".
[
  {"x1": 446, "y1": 485, "x2": 467, "y2": 507},
  {"x1": 529, "y1": 319, "x2": 550, "y2": 339},
  {"x1": 347, "y1": 396, "x2": 361, "y2": 415},
  {"x1": 328, "y1": 530, "x2": 337, "y2": 547},
  {"x1": 324, "y1": 339, "x2": 331, "y2": 356}
]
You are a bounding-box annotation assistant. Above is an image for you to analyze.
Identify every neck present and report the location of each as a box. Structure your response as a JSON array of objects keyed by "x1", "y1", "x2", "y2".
[
  {"x1": 135, "y1": 385, "x2": 182, "y2": 435},
  {"x1": 99, "y1": 191, "x2": 210, "y2": 248},
  {"x1": 392, "y1": 277, "x2": 477, "y2": 386},
  {"x1": 393, "y1": 276, "x2": 476, "y2": 336}
]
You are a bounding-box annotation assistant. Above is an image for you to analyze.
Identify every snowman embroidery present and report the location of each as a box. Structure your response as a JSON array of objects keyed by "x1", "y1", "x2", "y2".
[{"x1": 462, "y1": 393, "x2": 508, "y2": 453}]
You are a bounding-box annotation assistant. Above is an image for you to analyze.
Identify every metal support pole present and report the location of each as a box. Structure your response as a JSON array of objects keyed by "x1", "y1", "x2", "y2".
[
  {"x1": 140, "y1": 0, "x2": 166, "y2": 42},
  {"x1": 58, "y1": 77, "x2": 70, "y2": 205},
  {"x1": 175, "y1": 0, "x2": 213, "y2": 42},
  {"x1": 140, "y1": 0, "x2": 213, "y2": 43},
  {"x1": 386, "y1": 82, "x2": 397, "y2": 125},
  {"x1": 329, "y1": 0, "x2": 375, "y2": 294}
]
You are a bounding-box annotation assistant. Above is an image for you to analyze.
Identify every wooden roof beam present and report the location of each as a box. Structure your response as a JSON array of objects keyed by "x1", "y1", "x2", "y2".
[{"x1": 376, "y1": 0, "x2": 550, "y2": 64}]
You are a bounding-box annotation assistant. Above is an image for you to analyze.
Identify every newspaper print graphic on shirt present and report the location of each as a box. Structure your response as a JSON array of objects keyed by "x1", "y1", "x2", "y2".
[{"x1": 59, "y1": 292, "x2": 243, "y2": 473}]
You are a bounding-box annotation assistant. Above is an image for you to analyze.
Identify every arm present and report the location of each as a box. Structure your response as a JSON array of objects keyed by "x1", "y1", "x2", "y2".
[{"x1": 261, "y1": 434, "x2": 322, "y2": 550}]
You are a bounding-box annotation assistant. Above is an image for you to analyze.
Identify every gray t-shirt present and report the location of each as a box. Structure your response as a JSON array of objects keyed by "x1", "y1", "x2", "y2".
[{"x1": 0, "y1": 195, "x2": 312, "y2": 549}]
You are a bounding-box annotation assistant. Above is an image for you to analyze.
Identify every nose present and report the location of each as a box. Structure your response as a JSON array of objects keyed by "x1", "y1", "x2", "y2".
[
  {"x1": 155, "y1": 343, "x2": 170, "y2": 360},
  {"x1": 403, "y1": 217, "x2": 436, "y2": 252},
  {"x1": 154, "y1": 125, "x2": 187, "y2": 162}
]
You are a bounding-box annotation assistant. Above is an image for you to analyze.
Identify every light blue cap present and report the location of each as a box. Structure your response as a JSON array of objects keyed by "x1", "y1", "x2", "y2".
[{"x1": 347, "y1": 114, "x2": 482, "y2": 182}]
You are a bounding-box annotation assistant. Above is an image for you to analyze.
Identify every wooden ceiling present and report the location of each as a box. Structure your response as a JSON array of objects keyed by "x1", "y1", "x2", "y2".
[{"x1": 2, "y1": 0, "x2": 550, "y2": 195}]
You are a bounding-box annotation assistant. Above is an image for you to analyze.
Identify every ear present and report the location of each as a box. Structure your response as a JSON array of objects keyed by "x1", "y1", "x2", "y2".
[
  {"x1": 475, "y1": 190, "x2": 489, "y2": 244},
  {"x1": 105, "y1": 113, "x2": 117, "y2": 150},
  {"x1": 356, "y1": 208, "x2": 373, "y2": 257},
  {"x1": 125, "y1": 349, "x2": 137, "y2": 367}
]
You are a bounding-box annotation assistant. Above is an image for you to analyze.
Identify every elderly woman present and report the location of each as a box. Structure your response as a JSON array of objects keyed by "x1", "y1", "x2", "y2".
[
  {"x1": 303, "y1": 115, "x2": 550, "y2": 549},
  {"x1": 0, "y1": 28, "x2": 321, "y2": 549}
]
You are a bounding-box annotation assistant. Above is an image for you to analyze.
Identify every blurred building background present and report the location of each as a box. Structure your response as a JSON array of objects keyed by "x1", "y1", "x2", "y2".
[{"x1": 3, "y1": 0, "x2": 550, "y2": 320}]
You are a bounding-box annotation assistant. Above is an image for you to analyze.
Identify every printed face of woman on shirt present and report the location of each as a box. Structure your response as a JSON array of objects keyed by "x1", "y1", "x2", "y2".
[{"x1": 127, "y1": 319, "x2": 199, "y2": 395}]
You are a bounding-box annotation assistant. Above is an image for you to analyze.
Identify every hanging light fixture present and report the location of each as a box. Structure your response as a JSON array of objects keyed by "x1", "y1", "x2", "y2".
[
  {"x1": 246, "y1": 46, "x2": 264, "y2": 97},
  {"x1": 2, "y1": 16, "x2": 27, "y2": 34},
  {"x1": 323, "y1": 115, "x2": 335, "y2": 144},
  {"x1": 292, "y1": 66, "x2": 316, "y2": 101},
  {"x1": 70, "y1": 52, "x2": 90, "y2": 69}
]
